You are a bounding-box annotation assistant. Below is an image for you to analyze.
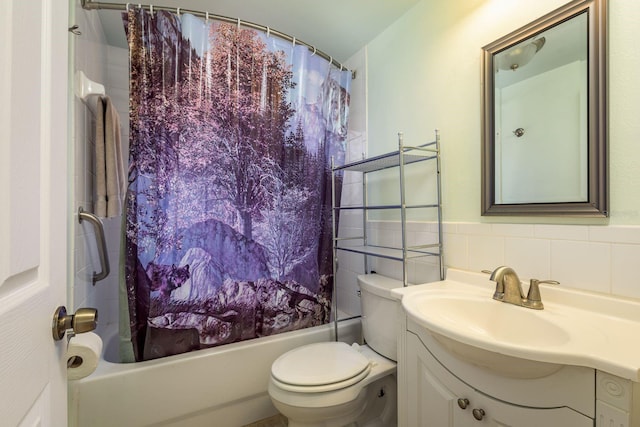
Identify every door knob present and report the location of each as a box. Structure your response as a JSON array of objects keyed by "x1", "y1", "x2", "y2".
[{"x1": 52, "y1": 306, "x2": 98, "y2": 340}]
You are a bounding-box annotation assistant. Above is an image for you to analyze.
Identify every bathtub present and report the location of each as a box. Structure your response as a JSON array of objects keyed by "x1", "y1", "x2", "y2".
[{"x1": 68, "y1": 319, "x2": 361, "y2": 427}]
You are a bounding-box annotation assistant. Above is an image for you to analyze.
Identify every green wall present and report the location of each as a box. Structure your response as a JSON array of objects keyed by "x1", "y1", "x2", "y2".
[{"x1": 366, "y1": 0, "x2": 640, "y2": 225}]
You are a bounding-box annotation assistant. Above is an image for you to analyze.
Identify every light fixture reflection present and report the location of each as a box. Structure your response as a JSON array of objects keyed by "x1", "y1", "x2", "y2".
[{"x1": 498, "y1": 37, "x2": 546, "y2": 71}]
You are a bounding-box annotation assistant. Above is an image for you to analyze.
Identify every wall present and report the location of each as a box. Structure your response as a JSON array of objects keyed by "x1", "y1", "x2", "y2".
[
  {"x1": 71, "y1": 4, "x2": 129, "y2": 336},
  {"x1": 333, "y1": 48, "x2": 369, "y2": 318},
  {"x1": 364, "y1": 0, "x2": 640, "y2": 299}
]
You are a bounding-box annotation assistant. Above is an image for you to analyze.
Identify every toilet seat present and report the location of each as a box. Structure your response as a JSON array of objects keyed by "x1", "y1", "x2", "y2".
[{"x1": 271, "y1": 342, "x2": 371, "y2": 393}]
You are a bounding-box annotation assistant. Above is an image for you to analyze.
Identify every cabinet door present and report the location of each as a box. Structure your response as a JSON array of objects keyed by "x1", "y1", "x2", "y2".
[{"x1": 407, "y1": 332, "x2": 456, "y2": 426}]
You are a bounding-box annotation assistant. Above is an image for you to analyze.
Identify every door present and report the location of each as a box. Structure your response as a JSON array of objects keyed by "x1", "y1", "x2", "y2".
[{"x1": 0, "y1": 0, "x2": 69, "y2": 426}]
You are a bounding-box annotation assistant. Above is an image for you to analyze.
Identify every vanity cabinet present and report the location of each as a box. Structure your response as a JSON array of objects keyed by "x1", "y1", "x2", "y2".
[
  {"x1": 331, "y1": 131, "x2": 443, "y2": 286},
  {"x1": 406, "y1": 332, "x2": 593, "y2": 426},
  {"x1": 394, "y1": 269, "x2": 640, "y2": 426},
  {"x1": 398, "y1": 317, "x2": 595, "y2": 426}
]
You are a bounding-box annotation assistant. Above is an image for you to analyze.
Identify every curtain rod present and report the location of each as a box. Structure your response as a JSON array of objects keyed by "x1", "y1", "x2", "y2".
[{"x1": 80, "y1": 0, "x2": 354, "y2": 77}]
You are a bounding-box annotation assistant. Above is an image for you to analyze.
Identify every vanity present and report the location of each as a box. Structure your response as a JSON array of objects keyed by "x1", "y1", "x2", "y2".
[{"x1": 392, "y1": 269, "x2": 640, "y2": 426}]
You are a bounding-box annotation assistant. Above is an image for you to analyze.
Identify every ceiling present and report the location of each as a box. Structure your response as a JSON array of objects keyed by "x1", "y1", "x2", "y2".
[{"x1": 96, "y1": 0, "x2": 421, "y2": 63}]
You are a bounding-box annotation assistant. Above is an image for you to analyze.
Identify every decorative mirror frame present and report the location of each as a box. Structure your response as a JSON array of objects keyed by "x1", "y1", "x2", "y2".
[{"x1": 481, "y1": 0, "x2": 608, "y2": 217}]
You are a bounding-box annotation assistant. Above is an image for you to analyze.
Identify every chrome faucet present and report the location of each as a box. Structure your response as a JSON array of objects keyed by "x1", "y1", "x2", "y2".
[{"x1": 488, "y1": 266, "x2": 559, "y2": 310}]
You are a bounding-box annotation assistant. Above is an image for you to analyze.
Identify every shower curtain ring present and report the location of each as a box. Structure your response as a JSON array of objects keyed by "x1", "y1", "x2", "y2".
[
  {"x1": 292, "y1": 37, "x2": 296, "y2": 48},
  {"x1": 150, "y1": 4, "x2": 154, "y2": 15},
  {"x1": 266, "y1": 27, "x2": 270, "y2": 38},
  {"x1": 311, "y1": 46, "x2": 316, "y2": 56},
  {"x1": 125, "y1": 2, "x2": 130, "y2": 11},
  {"x1": 176, "y1": 7, "x2": 180, "y2": 16},
  {"x1": 205, "y1": 11, "x2": 209, "y2": 22},
  {"x1": 237, "y1": 18, "x2": 241, "y2": 29}
]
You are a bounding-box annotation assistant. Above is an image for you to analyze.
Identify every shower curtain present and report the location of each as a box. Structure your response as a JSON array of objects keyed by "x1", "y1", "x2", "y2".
[{"x1": 123, "y1": 8, "x2": 350, "y2": 361}]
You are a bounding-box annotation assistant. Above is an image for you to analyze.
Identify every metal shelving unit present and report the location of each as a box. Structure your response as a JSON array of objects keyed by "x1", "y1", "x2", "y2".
[{"x1": 331, "y1": 130, "x2": 444, "y2": 293}]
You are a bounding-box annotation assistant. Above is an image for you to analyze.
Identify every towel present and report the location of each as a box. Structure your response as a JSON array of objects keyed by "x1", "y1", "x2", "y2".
[{"x1": 95, "y1": 96, "x2": 126, "y2": 218}]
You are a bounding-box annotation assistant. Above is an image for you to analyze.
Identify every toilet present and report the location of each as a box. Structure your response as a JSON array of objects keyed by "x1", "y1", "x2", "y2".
[{"x1": 268, "y1": 274, "x2": 401, "y2": 427}]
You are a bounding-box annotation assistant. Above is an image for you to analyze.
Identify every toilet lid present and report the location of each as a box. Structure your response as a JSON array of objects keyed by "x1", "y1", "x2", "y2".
[{"x1": 271, "y1": 342, "x2": 370, "y2": 387}]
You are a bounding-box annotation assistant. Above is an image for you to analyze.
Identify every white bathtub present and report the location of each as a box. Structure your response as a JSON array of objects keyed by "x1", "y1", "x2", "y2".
[{"x1": 68, "y1": 319, "x2": 361, "y2": 427}]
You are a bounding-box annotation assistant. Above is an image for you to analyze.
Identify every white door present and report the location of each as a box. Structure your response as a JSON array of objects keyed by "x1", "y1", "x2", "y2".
[{"x1": 0, "y1": 0, "x2": 69, "y2": 426}]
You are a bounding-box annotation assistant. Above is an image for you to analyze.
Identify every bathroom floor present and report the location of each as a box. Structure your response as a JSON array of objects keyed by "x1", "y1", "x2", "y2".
[{"x1": 243, "y1": 414, "x2": 288, "y2": 427}]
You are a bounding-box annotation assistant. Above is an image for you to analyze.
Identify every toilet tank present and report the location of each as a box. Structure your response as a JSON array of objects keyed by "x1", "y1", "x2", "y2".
[{"x1": 358, "y1": 274, "x2": 403, "y2": 361}]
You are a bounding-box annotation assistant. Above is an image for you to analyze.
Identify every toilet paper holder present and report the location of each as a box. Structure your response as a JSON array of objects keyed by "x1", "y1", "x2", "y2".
[{"x1": 52, "y1": 306, "x2": 98, "y2": 341}]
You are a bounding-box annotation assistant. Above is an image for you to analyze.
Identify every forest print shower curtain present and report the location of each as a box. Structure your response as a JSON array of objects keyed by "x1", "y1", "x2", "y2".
[{"x1": 123, "y1": 9, "x2": 350, "y2": 361}]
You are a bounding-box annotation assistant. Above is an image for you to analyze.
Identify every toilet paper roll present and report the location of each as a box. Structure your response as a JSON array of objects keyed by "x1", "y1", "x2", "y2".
[{"x1": 66, "y1": 332, "x2": 103, "y2": 380}]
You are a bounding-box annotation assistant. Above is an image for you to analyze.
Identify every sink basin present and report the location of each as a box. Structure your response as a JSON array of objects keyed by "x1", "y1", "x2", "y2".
[
  {"x1": 418, "y1": 293, "x2": 570, "y2": 347},
  {"x1": 404, "y1": 291, "x2": 570, "y2": 378}
]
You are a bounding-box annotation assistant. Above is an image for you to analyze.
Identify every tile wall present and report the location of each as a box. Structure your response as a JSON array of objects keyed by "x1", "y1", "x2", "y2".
[{"x1": 72, "y1": 4, "x2": 128, "y2": 337}]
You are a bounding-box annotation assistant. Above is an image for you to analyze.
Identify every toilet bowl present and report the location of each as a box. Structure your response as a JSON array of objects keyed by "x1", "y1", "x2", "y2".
[{"x1": 268, "y1": 274, "x2": 401, "y2": 427}]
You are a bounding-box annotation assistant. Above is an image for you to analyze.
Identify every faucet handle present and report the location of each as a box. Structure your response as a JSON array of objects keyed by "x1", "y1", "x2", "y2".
[{"x1": 525, "y1": 279, "x2": 559, "y2": 310}]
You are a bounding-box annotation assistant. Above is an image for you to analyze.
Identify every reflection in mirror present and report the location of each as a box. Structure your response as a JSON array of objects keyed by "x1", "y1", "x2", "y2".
[{"x1": 481, "y1": 0, "x2": 607, "y2": 216}]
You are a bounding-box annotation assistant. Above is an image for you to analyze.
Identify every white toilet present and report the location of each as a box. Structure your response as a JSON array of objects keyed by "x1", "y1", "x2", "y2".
[{"x1": 268, "y1": 274, "x2": 401, "y2": 427}]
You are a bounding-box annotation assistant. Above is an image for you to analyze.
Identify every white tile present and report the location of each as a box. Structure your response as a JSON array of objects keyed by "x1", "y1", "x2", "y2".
[
  {"x1": 335, "y1": 285, "x2": 361, "y2": 318},
  {"x1": 405, "y1": 221, "x2": 431, "y2": 233},
  {"x1": 336, "y1": 226, "x2": 364, "y2": 242},
  {"x1": 336, "y1": 250, "x2": 365, "y2": 275},
  {"x1": 338, "y1": 209, "x2": 364, "y2": 228},
  {"x1": 590, "y1": 225, "x2": 640, "y2": 244},
  {"x1": 457, "y1": 222, "x2": 493, "y2": 236},
  {"x1": 611, "y1": 244, "x2": 640, "y2": 299},
  {"x1": 406, "y1": 230, "x2": 438, "y2": 248},
  {"x1": 340, "y1": 182, "x2": 363, "y2": 206},
  {"x1": 371, "y1": 258, "x2": 404, "y2": 282},
  {"x1": 468, "y1": 235, "x2": 505, "y2": 273},
  {"x1": 534, "y1": 224, "x2": 589, "y2": 241},
  {"x1": 550, "y1": 240, "x2": 610, "y2": 293},
  {"x1": 342, "y1": 170, "x2": 362, "y2": 185},
  {"x1": 411, "y1": 258, "x2": 443, "y2": 284},
  {"x1": 442, "y1": 222, "x2": 458, "y2": 234},
  {"x1": 504, "y1": 237, "x2": 550, "y2": 280},
  {"x1": 443, "y1": 232, "x2": 468, "y2": 271},
  {"x1": 491, "y1": 223, "x2": 534, "y2": 238}
]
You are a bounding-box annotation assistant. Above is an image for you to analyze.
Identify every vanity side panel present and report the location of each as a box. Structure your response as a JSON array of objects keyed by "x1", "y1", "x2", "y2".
[{"x1": 596, "y1": 401, "x2": 629, "y2": 427}]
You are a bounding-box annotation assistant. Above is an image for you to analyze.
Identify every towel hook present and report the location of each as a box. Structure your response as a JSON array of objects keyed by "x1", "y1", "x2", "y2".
[{"x1": 68, "y1": 25, "x2": 82, "y2": 36}]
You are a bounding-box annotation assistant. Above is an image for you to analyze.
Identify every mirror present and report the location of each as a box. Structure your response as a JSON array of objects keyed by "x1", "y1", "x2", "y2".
[{"x1": 481, "y1": 0, "x2": 607, "y2": 217}]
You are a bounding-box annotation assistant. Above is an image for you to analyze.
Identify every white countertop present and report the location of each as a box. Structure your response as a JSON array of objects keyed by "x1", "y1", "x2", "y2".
[{"x1": 392, "y1": 269, "x2": 640, "y2": 382}]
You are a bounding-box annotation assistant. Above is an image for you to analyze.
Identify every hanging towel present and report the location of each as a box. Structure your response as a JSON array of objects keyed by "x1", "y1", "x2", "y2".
[{"x1": 95, "y1": 96, "x2": 126, "y2": 218}]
